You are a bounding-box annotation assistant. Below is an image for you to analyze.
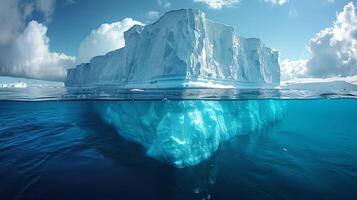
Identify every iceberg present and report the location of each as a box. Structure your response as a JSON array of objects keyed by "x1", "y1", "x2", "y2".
[
  {"x1": 65, "y1": 9, "x2": 280, "y2": 88},
  {"x1": 96, "y1": 100, "x2": 284, "y2": 168},
  {"x1": 281, "y1": 77, "x2": 357, "y2": 91},
  {"x1": 65, "y1": 9, "x2": 285, "y2": 167},
  {"x1": 0, "y1": 81, "x2": 27, "y2": 88}
]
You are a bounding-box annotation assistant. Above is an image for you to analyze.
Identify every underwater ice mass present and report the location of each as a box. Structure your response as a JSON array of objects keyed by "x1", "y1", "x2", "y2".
[
  {"x1": 66, "y1": 9, "x2": 285, "y2": 167},
  {"x1": 97, "y1": 100, "x2": 284, "y2": 167}
]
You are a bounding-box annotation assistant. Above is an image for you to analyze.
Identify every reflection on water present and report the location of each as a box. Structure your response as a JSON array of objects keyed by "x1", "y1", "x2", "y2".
[{"x1": 0, "y1": 86, "x2": 356, "y2": 101}]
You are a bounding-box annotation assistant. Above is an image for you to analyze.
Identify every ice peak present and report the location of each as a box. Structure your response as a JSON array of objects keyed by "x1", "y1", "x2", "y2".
[
  {"x1": 65, "y1": 9, "x2": 281, "y2": 88},
  {"x1": 158, "y1": 8, "x2": 205, "y2": 21}
]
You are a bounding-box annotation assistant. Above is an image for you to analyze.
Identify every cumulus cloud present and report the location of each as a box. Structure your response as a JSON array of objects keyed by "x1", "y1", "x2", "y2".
[
  {"x1": 1, "y1": 0, "x2": 144, "y2": 81},
  {"x1": 0, "y1": 0, "x2": 56, "y2": 45},
  {"x1": 77, "y1": 18, "x2": 144, "y2": 63},
  {"x1": 193, "y1": 0, "x2": 240, "y2": 9},
  {"x1": 307, "y1": 2, "x2": 357, "y2": 77},
  {"x1": 0, "y1": 21, "x2": 75, "y2": 81},
  {"x1": 14, "y1": 21, "x2": 74, "y2": 80},
  {"x1": 280, "y1": 59, "x2": 308, "y2": 80},
  {"x1": 281, "y1": 2, "x2": 357, "y2": 80},
  {"x1": 0, "y1": 0, "x2": 76, "y2": 81}
]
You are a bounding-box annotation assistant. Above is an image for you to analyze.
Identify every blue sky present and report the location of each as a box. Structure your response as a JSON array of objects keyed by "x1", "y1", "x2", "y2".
[
  {"x1": 47, "y1": 0, "x2": 351, "y2": 60},
  {"x1": 0, "y1": 0, "x2": 356, "y2": 81}
]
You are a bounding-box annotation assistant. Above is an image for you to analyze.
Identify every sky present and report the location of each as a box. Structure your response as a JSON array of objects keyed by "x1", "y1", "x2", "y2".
[{"x1": 0, "y1": 0, "x2": 356, "y2": 81}]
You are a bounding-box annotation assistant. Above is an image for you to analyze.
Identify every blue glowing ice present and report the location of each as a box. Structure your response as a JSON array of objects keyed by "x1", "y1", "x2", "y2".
[{"x1": 97, "y1": 100, "x2": 284, "y2": 168}]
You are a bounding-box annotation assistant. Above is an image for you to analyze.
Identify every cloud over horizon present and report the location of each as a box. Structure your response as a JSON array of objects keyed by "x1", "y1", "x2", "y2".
[
  {"x1": 281, "y1": 2, "x2": 357, "y2": 80},
  {"x1": 0, "y1": 0, "x2": 355, "y2": 82},
  {"x1": 5, "y1": 21, "x2": 75, "y2": 81},
  {"x1": 0, "y1": 0, "x2": 144, "y2": 81},
  {"x1": 0, "y1": 0, "x2": 75, "y2": 81},
  {"x1": 77, "y1": 18, "x2": 144, "y2": 64}
]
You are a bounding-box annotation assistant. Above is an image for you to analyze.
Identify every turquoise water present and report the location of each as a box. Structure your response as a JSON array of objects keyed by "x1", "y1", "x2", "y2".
[{"x1": 0, "y1": 98, "x2": 357, "y2": 199}]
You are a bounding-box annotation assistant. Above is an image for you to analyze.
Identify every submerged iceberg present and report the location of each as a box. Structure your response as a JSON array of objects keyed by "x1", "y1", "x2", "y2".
[
  {"x1": 97, "y1": 100, "x2": 284, "y2": 168},
  {"x1": 67, "y1": 9, "x2": 285, "y2": 167},
  {"x1": 65, "y1": 9, "x2": 280, "y2": 88}
]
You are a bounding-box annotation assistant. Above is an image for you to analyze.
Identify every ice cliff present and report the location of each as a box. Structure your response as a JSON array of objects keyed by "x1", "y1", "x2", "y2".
[
  {"x1": 97, "y1": 100, "x2": 284, "y2": 168},
  {"x1": 66, "y1": 9, "x2": 284, "y2": 168},
  {"x1": 65, "y1": 9, "x2": 280, "y2": 88}
]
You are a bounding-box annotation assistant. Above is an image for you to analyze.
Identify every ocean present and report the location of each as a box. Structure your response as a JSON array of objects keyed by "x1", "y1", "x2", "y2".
[{"x1": 0, "y1": 87, "x2": 357, "y2": 199}]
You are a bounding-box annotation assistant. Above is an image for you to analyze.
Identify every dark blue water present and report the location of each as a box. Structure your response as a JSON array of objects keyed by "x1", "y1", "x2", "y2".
[{"x1": 1, "y1": 99, "x2": 357, "y2": 200}]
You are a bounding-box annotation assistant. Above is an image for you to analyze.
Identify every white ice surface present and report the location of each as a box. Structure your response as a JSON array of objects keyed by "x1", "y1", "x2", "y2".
[
  {"x1": 0, "y1": 76, "x2": 64, "y2": 88},
  {"x1": 0, "y1": 82, "x2": 27, "y2": 88},
  {"x1": 65, "y1": 9, "x2": 280, "y2": 88},
  {"x1": 281, "y1": 76, "x2": 357, "y2": 91}
]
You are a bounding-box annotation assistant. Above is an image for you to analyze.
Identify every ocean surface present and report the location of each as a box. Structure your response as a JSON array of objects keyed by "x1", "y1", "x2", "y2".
[{"x1": 0, "y1": 87, "x2": 357, "y2": 200}]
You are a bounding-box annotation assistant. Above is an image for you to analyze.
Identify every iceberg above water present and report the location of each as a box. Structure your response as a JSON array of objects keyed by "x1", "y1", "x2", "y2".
[
  {"x1": 97, "y1": 100, "x2": 284, "y2": 168},
  {"x1": 281, "y1": 76, "x2": 357, "y2": 91},
  {"x1": 65, "y1": 9, "x2": 280, "y2": 88},
  {"x1": 0, "y1": 76, "x2": 64, "y2": 88},
  {"x1": 65, "y1": 9, "x2": 285, "y2": 167},
  {"x1": 0, "y1": 81, "x2": 27, "y2": 88}
]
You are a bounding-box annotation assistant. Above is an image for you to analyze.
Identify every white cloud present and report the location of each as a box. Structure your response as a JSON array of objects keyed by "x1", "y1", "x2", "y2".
[
  {"x1": 193, "y1": 0, "x2": 240, "y2": 9},
  {"x1": 281, "y1": 2, "x2": 357, "y2": 80},
  {"x1": 1, "y1": 0, "x2": 144, "y2": 81},
  {"x1": 307, "y1": 2, "x2": 357, "y2": 77},
  {"x1": 264, "y1": 0, "x2": 288, "y2": 6},
  {"x1": 77, "y1": 18, "x2": 144, "y2": 63},
  {"x1": 280, "y1": 59, "x2": 307, "y2": 80},
  {"x1": 14, "y1": 21, "x2": 75, "y2": 80},
  {"x1": 0, "y1": 0, "x2": 76, "y2": 81},
  {"x1": 0, "y1": 0, "x2": 56, "y2": 35},
  {"x1": 0, "y1": 21, "x2": 75, "y2": 81}
]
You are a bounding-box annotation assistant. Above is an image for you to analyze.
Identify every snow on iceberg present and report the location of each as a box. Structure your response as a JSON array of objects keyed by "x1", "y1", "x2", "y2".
[
  {"x1": 66, "y1": 9, "x2": 285, "y2": 167},
  {"x1": 96, "y1": 100, "x2": 284, "y2": 168},
  {"x1": 65, "y1": 9, "x2": 280, "y2": 88},
  {"x1": 0, "y1": 81, "x2": 27, "y2": 88},
  {"x1": 281, "y1": 77, "x2": 357, "y2": 91}
]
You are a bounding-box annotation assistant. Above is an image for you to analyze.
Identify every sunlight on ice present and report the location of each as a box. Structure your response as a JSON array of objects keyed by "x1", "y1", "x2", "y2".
[{"x1": 96, "y1": 100, "x2": 285, "y2": 168}]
